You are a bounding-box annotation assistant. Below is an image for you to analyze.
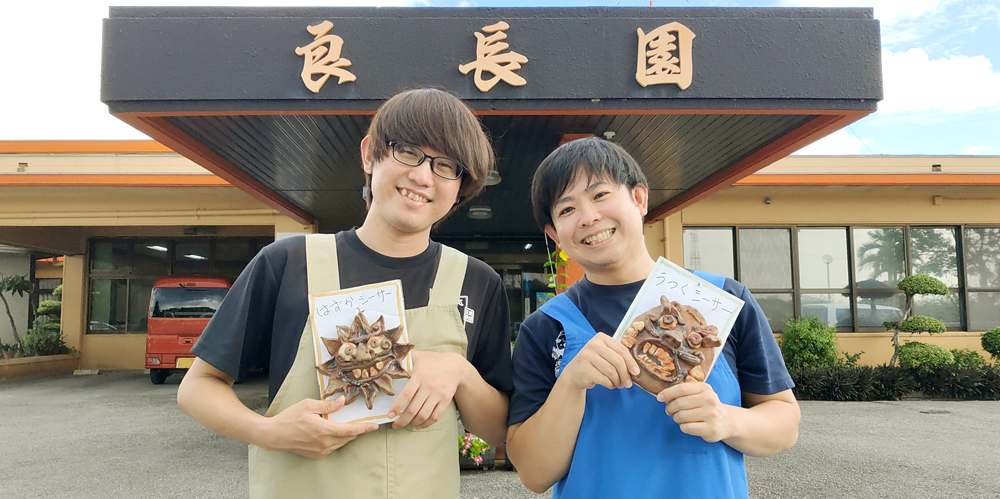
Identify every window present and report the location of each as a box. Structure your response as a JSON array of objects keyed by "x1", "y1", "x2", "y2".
[
  {"x1": 965, "y1": 227, "x2": 1000, "y2": 331},
  {"x1": 683, "y1": 225, "x2": 981, "y2": 333},
  {"x1": 683, "y1": 228, "x2": 734, "y2": 279},
  {"x1": 87, "y1": 237, "x2": 271, "y2": 334},
  {"x1": 739, "y1": 228, "x2": 793, "y2": 333}
]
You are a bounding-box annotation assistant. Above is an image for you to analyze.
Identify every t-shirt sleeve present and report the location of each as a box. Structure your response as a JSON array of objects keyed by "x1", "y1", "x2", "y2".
[
  {"x1": 508, "y1": 313, "x2": 560, "y2": 426},
  {"x1": 728, "y1": 280, "x2": 795, "y2": 396},
  {"x1": 191, "y1": 246, "x2": 279, "y2": 380},
  {"x1": 468, "y1": 271, "x2": 514, "y2": 395}
]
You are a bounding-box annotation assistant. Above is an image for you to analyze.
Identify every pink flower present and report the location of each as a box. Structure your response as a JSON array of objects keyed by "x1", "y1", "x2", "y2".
[{"x1": 474, "y1": 456, "x2": 483, "y2": 464}]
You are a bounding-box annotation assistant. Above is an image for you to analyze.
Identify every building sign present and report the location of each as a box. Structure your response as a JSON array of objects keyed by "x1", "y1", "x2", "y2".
[
  {"x1": 290, "y1": 19, "x2": 695, "y2": 94},
  {"x1": 294, "y1": 21, "x2": 356, "y2": 93},
  {"x1": 636, "y1": 22, "x2": 695, "y2": 89},
  {"x1": 459, "y1": 21, "x2": 529, "y2": 93}
]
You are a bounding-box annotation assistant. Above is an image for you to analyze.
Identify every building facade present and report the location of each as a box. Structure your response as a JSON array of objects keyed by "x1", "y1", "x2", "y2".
[{"x1": 4, "y1": 144, "x2": 997, "y2": 369}]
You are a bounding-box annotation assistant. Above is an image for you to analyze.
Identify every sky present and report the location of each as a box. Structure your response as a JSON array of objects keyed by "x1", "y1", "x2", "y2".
[{"x1": 0, "y1": 0, "x2": 997, "y2": 155}]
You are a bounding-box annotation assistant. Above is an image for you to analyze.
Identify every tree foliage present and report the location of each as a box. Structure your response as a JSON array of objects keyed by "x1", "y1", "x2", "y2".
[
  {"x1": 897, "y1": 342, "x2": 954, "y2": 374},
  {"x1": 780, "y1": 316, "x2": 840, "y2": 370},
  {"x1": 982, "y1": 327, "x2": 1000, "y2": 361},
  {"x1": 897, "y1": 275, "x2": 949, "y2": 296},
  {"x1": 897, "y1": 316, "x2": 947, "y2": 334},
  {"x1": 0, "y1": 273, "x2": 31, "y2": 355}
]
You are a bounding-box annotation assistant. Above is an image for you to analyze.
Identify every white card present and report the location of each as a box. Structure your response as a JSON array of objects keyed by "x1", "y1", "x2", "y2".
[
  {"x1": 613, "y1": 257, "x2": 744, "y2": 379},
  {"x1": 309, "y1": 280, "x2": 411, "y2": 425}
]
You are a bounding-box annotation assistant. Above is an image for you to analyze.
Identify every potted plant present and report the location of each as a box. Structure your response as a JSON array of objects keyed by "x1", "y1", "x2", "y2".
[{"x1": 458, "y1": 433, "x2": 493, "y2": 470}]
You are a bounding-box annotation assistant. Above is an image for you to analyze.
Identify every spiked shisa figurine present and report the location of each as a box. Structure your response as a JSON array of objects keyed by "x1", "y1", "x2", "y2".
[
  {"x1": 621, "y1": 296, "x2": 724, "y2": 396},
  {"x1": 316, "y1": 311, "x2": 414, "y2": 410}
]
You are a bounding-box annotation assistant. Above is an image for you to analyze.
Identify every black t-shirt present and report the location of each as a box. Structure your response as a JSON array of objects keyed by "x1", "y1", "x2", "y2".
[
  {"x1": 192, "y1": 229, "x2": 513, "y2": 402},
  {"x1": 508, "y1": 275, "x2": 793, "y2": 426}
]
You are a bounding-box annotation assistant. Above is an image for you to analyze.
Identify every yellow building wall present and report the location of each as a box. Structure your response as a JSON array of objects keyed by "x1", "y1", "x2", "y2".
[
  {"x1": 80, "y1": 335, "x2": 148, "y2": 370},
  {"x1": 61, "y1": 255, "x2": 86, "y2": 354},
  {"x1": 680, "y1": 183, "x2": 1000, "y2": 365},
  {"x1": 3, "y1": 184, "x2": 312, "y2": 370}
]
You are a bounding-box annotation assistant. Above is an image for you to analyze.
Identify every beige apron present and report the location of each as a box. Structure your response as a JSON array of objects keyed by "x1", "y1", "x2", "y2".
[{"x1": 249, "y1": 234, "x2": 468, "y2": 499}]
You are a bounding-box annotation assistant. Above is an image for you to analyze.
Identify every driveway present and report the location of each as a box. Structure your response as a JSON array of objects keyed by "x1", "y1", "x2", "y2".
[{"x1": 1, "y1": 371, "x2": 998, "y2": 498}]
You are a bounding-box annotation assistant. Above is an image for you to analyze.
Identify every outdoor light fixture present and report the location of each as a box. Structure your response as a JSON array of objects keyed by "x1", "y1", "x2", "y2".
[
  {"x1": 483, "y1": 170, "x2": 502, "y2": 186},
  {"x1": 147, "y1": 245, "x2": 168, "y2": 252},
  {"x1": 603, "y1": 131, "x2": 616, "y2": 140},
  {"x1": 764, "y1": 197, "x2": 772, "y2": 205},
  {"x1": 523, "y1": 243, "x2": 533, "y2": 250},
  {"x1": 467, "y1": 206, "x2": 493, "y2": 219},
  {"x1": 184, "y1": 254, "x2": 208, "y2": 260}
]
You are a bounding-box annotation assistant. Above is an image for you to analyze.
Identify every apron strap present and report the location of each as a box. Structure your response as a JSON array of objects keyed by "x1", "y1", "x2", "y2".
[
  {"x1": 428, "y1": 244, "x2": 467, "y2": 306},
  {"x1": 305, "y1": 234, "x2": 340, "y2": 293},
  {"x1": 538, "y1": 293, "x2": 596, "y2": 336}
]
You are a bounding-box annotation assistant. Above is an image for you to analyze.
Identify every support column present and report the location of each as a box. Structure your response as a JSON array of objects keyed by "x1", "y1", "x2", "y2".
[{"x1": 60, "y1": 255, "x2": 86, "y2": 353}]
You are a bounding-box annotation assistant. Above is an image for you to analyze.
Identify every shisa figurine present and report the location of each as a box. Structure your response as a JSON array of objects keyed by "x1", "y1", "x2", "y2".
[
  {"x1": 621, "y1": 296, "x2": 723, "y2": 396},
  {"x1": 316, "y1": 311, "x2": 414, "y2": 409}
]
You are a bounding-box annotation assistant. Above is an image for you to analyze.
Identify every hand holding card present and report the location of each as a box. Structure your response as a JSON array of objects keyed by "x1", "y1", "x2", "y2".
[{"x1": 613, "y1": 258, "x2": 744, "y2": 396}]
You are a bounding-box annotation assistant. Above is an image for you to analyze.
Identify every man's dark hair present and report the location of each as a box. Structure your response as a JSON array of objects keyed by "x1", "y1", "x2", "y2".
[
  {"x1": 530, "y1": 137, "x2": 648, "y2": 229},
  {"x1": 363, "y1": 88, "x2": 494, "y2": 210}
]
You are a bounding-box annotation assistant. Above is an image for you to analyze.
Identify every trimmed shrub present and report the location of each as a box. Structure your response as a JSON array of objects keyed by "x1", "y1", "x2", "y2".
[
  {"x1": 951, "y1": 348, "x2": 986, "y2": 368},
  {"x1": 981, "y1": 367, "x2": 1000, "y2": 400},
  {"x1": 789, "y1": 367, "x2": 858, "y2": 401},
  {"x1": 897, "y1": 342, "x2": 954, "y2": 374},
  {"x1": 897, "y1": 316, "x2": 946, "y2": 334},
  {"x1": 780, "y1": 316, "x2": 839, "y2": 370},
  {"x1": 22, "y1": 295, "x2": 70, "y2": 357},
  {"x1": 982, "y1": 327, "x2": 1000, "y2": 361},
  {"x1": 897, "y1": 275, "x2": 949, "y2": 296},
  {"x1": 918, "y1": 366, "x2": 985, "y2": 399},
  {"x1": 789, "y1": 365, "x2": 910, "y2": 401},
  {"x1": 35, "y1": 300, "x2": 61, "y2": 317},
  {"x1": 22, "y1": 326, "x2": 70, "y2": 357},
  {"x1": 789, "y1": 365, "x2": 1000, "y2": 401},
  {"x1": 871, "y1": 365, "x2": 914, "y2": 401}
]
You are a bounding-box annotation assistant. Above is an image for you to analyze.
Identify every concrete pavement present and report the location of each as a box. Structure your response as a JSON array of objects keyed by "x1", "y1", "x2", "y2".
[{"x1": 1, "y1": 371, "x2": 998, "y2": 498}]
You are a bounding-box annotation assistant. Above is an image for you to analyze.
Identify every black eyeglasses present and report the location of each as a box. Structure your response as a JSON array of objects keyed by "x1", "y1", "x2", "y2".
[{"x1": 388, "y1": 141, "x2": 465, "y2": 181}]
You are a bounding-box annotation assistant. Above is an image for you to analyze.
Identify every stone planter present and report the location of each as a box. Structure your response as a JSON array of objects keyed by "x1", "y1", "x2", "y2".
[{"x1": 0, "y1": 353, "x2": 80, "y2": 381}]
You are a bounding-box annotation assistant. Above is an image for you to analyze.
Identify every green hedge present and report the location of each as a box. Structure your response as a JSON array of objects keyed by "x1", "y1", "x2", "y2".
[
  {"x1": 779, "y1": 316, "x2": 840, "y2": 370},
  {"x1": 790, "y1": 366, "x2": 913, "y2": 401},
  {"x1": 951, "y1": 348, "x2": 986, "y2": 368},
  {"x1": 982, "y1": 327, "x2": 1000, "y2": 360},
  {"x1": 896, "y1": 342, "x2": 954, "y2": 373},
  {"x1": 790, "y1": 365, "x2": 1000, "y2": 401}
]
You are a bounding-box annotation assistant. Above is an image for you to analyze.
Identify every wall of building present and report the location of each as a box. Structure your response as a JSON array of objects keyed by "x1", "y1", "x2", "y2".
[
  {"x1": 0, "y1": 248, "x2": 31, "y2": 347},
  {"x1": 671, "y1": 180, "x2": 1000, "y2": 365}
]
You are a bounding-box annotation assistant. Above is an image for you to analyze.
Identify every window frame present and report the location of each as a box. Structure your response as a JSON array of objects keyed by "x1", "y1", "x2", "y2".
[
  {"x1": 86, "y1": 236, "x2": 271, "y2": 334},
  {"x1": 683, "y1": 224, "x2": 977, "y2": 333}
]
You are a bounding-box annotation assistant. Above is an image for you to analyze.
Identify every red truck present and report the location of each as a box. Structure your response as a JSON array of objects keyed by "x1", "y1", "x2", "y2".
[{"x1": 146, "y1": 276, "x2": 232, "y2": 384}]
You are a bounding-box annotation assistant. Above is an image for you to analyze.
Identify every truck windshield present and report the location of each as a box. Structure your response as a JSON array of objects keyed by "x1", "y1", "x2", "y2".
[{"x1": 150, "y1": 287, "x2": 228, "y2": 318}]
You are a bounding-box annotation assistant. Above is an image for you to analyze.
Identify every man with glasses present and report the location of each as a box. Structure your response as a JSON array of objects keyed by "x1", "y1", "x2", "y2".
[{"x1": 178, "y1": 88, "x2": 512, "y2": 499}]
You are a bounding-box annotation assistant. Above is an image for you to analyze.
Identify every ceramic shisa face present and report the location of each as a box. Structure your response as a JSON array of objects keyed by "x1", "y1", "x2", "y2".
[
  {"x1": 316, "y1": 312, "x2": 414, "y2": 409},
  {"x1": 621, "y1": 296, "x2": 723, "y2": 396}
]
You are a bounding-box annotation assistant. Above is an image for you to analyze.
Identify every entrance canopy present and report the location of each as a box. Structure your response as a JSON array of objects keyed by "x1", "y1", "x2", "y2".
[{"x1": 101, "y1": 7, "x2": 881, "y2": 236}]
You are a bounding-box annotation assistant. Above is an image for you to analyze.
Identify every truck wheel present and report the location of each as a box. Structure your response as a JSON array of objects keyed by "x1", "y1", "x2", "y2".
[{"x1": 150, "y1": 369, "x2": 170, "y2": 385}]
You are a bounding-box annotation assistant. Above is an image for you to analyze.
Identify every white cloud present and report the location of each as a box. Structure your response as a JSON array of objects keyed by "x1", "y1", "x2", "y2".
[
  {"x1": 792, "y1": 129, "x2": 870, "y2": 155},
  {"x1": 0, "y1": 0, "x2": 418, "y2": 140},
  {"x1": 880, "y1": 48, "x2": 1000, "y2": 114},
  {"x1": 963, "y1": 145, "x2": 996, "y2": 155}
]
